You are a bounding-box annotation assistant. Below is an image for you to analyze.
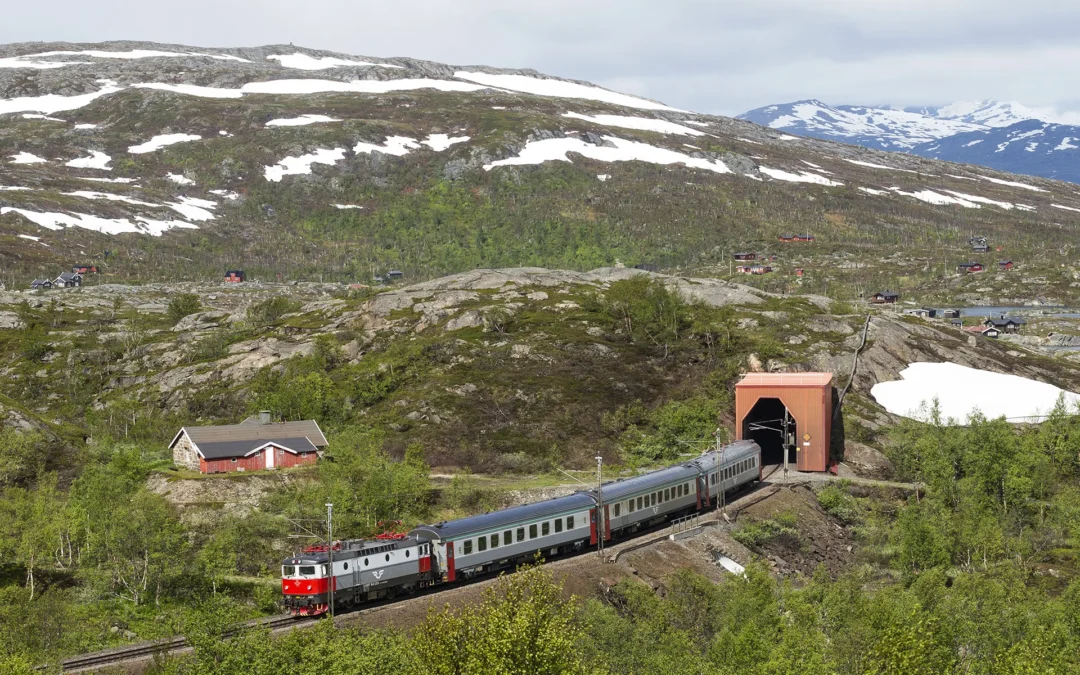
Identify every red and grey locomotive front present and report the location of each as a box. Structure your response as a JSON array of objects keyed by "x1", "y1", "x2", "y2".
[{"x1": 281, "y1": 536, "x2": 436, "y2": 616}]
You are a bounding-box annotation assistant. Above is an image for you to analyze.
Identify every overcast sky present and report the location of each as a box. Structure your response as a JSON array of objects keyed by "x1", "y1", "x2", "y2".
[{"x1": 4, "y1": 0, "x2": 1079, "y2": 121}]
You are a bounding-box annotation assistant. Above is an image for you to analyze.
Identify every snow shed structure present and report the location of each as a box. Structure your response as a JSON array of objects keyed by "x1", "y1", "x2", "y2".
[{"x1": 735, "y1": 372, "x2": 833, "y2": 472}]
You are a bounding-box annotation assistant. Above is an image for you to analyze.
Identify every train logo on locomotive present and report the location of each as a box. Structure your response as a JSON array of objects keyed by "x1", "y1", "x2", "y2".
[{"x1": 281, "y1": 440, "x2": 762, "y2": 617}]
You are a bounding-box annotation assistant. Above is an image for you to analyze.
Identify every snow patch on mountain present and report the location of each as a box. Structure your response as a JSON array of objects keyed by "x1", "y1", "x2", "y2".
[
  {"x1": 267, "y1": 53, "x2": 401, "y2": 70},
  {"x1": 421, "y1": 134, "x2": 470, "y2": 151},
  {"x1": 454, "y1": 72, "x2": 681, "y2": 112},
  {"x1": 483, "y1": 136, "x2": 729, "y2": 174},
  {"x1": 758, "y1": 167, "x2": 842, "y2": 186},
  {"x1": 10, "y1": 152, "x2": 47, "y2": 164},
  {"x1": 0, "y1": 49, "x2": 248, "y2": 69},
  {"x1": 128, "y1": 134, "x2": 202, "y2": 153},
  {"x1": 265, "y1": 114, "x2": 342, "y2": 127},
  {"x1": 0, "y1": 79, "x2": 123, "y2": 115},
  {"x1": 65, "y1": 151, "x2": 112, "y2": 170},
  {"x1": 562, "y1": 111, "x2": 705, "y2": 136},
  {"x1": 264, "y1": 148, "x2": 347, "y2": 182},
  {"x1": 0, "y1": 207, "x2": 199, "y2": 236}
]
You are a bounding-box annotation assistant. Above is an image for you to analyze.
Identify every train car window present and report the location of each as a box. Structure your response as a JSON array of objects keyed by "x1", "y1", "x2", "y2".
[
  {"x1": 614, "y1": 503, "x2": 621, "y2": 517},
  {"x1": 478, "y1": 537, "x2": 487, "y2": 552},
  {"x1": 283, "y1": 565, "x2": 295, "y2": 577},
  {"x1": 504, "y1": 531, "x2": 513, "y2": 545},
  {"x1": 344, "y1": 562, "x2": 349, "y2": 570},
  {"x1": 463, "y1": 540, "x2": 473, "y2": 555},
  {"x1": 530, "y1": 524, "x2": 538, "y2": 539},
  {"x1": 385, "y1": 553, "x2": 391, "y2": 562},
  {"x1": 542, "y1": 522, "x2": 550, "y2": 536},
  {"x1": 652, "y1": 493, "x2": 658, "y2": 506},
  {"x1": 364, "y1": 558, "x2": 370, "y2": 567},
  {"x1": 299, "y1": 566, "x2": 315, "y2": 575},
  {"x1": 405, "y1": 550, "x2": 410, "y2": 558},
  {"x1": 663, "y1": 488, "x2": 670, "y2": 502},
  {"x1": 491, "y1": 534, "x2": 499, "y2": 549},
  {"x1": 567, "y1": 515, "x2": 575, "y2": 529},
  {"x1": 628, "y1": 499, "x2": 635, "y2": 513},
  {"x1": 637, "y1": 496, "x2": 643, "y2": 510},
  {"x1": 555, "y1": 519, "x2": 563, "y2": 533},
  {"x1": 517, "y1": 527, "x2": 525, "y2": 542}
]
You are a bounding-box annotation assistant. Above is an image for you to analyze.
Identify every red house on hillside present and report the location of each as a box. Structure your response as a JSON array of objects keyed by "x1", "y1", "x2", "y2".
[{"x1": 170, "y1": 413, "x2": 328, "y2": 474}]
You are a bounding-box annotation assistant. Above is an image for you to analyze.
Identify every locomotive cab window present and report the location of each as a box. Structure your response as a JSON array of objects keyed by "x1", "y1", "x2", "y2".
[
  {"x1": 282, "y1": 566, "x2": 296, "y2": 577},
  {"x1": 299, "y1": 566, "x2": 316, "y2": 576}
]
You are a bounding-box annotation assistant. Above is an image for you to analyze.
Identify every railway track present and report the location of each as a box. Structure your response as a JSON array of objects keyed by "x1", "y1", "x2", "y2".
[{"x1": 50, "y1": 614, "x2": 315, "y2": 673}]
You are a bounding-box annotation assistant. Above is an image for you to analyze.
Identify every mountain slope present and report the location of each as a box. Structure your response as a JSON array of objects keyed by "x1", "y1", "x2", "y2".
[
  {"x1": 736, "y1": 99, "x2": 986, "y2": 150},
  {"x1": 911, "y1": 119, "x2": 1080, "y2": 183},
  {"x1": 2, "y1": 42, "x2": 1080, "y2": 285},
  {"x1": 902, "y1": 100, "x2": 1044, "y2": 128}
]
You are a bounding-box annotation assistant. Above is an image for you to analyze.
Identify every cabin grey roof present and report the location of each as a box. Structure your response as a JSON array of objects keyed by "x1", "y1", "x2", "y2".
[
  {"x1": 412, "y1": 492, "x2": 596, "y2": 540},
  {"x1": 197, "y1": 436, "x2": 318, "y2": 460},
  {"x1": 56, "y1": 272, "x2": 81, "y2": 282},
  {"x1": 170, "y1": 418, "x2": 328, "y2": 450},
  {"x1": 985, "y1": 315, "x2": 1026, "y2": 326}
]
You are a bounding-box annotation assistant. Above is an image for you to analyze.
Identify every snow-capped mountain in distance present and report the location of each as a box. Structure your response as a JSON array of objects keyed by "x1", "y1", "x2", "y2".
[
  {"x1": 912, "y1": 119, "x2": 1080, "y2": 184},
  {"x1": 903, "y1": 100, "x2": 1047, "y2": 129},
  {"x1": 736, "y1": 99, "x2": 988, "y2": 151},
  {"x1": 738, "y1": 98, "x2": 1080, "y2": 183}
]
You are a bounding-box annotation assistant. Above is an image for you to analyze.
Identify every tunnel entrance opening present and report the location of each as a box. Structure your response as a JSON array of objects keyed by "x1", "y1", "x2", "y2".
[{"x1": 742, "y1": 397, "x2": 797, "y2": 466}]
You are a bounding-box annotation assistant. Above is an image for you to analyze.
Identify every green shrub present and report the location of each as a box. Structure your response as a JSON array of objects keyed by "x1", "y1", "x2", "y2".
[
  {"x1": 246, "y1": 296, "x2": 300, "y2": 329},
  {"x1": 167, "y1": 294, "x2": 202, "y2": 325},
  {"x1": 817, "y1": 483, "x2": 860, "y2": 524},
  {"x1": 732, "y1": 514, "x2": 801, "y2": 548}
]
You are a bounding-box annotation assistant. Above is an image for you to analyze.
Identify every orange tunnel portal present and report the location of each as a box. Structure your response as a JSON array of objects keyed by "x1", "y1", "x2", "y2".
[{"x1": 735, "y1": 373, "x2": 834, "y2": 472}]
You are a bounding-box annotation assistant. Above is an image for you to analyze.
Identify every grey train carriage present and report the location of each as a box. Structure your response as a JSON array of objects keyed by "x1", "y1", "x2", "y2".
[{"x1": 282, "y1": 441, "x2": 761, "y2": 615}]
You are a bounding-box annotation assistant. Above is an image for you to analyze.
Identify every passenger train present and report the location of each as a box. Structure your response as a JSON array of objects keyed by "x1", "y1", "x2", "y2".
[{"x1": 282, "y1": 440, "x2": 761, "y2": 616}]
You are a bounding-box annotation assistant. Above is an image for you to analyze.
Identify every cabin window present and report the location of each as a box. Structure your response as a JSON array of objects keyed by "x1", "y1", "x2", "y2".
[
  {"x1": 282, "y1": 566, "x2": 296, "y2": 577},
  {"x1": 478, "y1": 537, "x2": 487, "y2": 552},
  {"x1": 490, "y1": 534, "x2": 499, "y2": 549},
  {"x1": 567, "y1": 516, "x2": 575, "y2": 529},
  {"x1": 637, "y1": 496, "x2": 643, "y2": 510},
  {"x1": 463, "y1": 540, "x2": 473, "y2": 555},
  {"x1": 614, "y1": 503, "x2": 621, "y2": 517},
  {"x1": 231, "y1": 458, "x2": 237, "y2": 463},
  {"x1": 555, "y1": 519, "x2": 563, "y2": 533},
  {"x1": 542, "y1": 522, "x2": 550, "y2": 536},
  {"x1": 299, "y1": 566, "x2": 316, "y2": 576},
  {"x1": 530, "y1": 524, "x2": 538, "y2": 539},
  {"x1": 505, "y1": 531, "x2": 513, "y2": 545},
  {"x1": 517, "y1": 527, "x2": 525, "y2": 542}
]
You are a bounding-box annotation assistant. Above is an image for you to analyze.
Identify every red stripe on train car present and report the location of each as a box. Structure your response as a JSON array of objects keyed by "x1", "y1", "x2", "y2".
[
  {"x1": 446, "y1": 541, "x2": 456, "y2": 582},
  {"x1": 590, "y1": 508, "x2": 597, "y2": 546}
]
